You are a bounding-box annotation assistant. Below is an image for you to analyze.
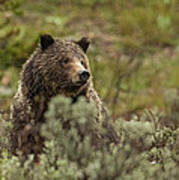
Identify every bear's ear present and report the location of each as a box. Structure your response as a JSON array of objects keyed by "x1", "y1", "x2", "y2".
[
  {"x1": 76, "y1": 37, "x2": 91, "y2": 53},
  {"x1": 40, "y1": 34, "x2": 55, "y2": 51}
]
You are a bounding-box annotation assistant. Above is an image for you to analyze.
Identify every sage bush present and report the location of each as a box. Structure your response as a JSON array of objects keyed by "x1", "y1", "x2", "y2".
[{"x1": 0, "y1": 96, "x2": 179, "y2": 179}]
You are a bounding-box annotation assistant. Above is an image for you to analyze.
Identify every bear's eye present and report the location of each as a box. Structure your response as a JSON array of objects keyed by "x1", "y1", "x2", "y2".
[
  {"x1": 81, "y1": 61, "x2": 84, "y2": 66},
  {"x1": 63, "y1": 58, "x2": 69, "y2": 64}
]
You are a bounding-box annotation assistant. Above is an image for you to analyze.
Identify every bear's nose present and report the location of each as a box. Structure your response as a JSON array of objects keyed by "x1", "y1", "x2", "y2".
[{"x1": 79, "y1": 70, "x2": 90, "y2": 82}]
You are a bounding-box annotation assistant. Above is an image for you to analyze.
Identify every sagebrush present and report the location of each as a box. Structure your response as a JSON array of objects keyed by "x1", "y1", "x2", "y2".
[{"x1": 0, "y1": 96, "x2": 179, "y2": 179}]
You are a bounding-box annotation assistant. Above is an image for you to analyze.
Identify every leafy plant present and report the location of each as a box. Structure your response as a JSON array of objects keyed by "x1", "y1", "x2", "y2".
[{"x1": 0, "y1": 96, "x2": 179, "y2": 179}]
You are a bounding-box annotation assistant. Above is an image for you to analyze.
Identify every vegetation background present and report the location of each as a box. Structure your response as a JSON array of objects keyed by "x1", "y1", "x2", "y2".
[{"x1": 0, "y1": 0, "x2": 179, "y2": 179}]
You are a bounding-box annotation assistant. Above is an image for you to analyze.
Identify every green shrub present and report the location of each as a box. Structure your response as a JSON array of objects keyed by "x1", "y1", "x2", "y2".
[{"x1": 0, "y1": 96, "x2": 179, "y2": 179}]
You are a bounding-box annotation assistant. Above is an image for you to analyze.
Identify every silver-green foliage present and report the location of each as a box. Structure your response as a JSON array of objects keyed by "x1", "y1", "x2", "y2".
[{"x1": 0, "y1": 96, "x2": 179, "y2": 180}]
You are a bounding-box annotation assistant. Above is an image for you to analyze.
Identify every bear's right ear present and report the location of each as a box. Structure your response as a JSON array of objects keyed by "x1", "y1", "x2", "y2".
[{"x1": 40, "y1": 34, "x2": 55, "y2": 51}]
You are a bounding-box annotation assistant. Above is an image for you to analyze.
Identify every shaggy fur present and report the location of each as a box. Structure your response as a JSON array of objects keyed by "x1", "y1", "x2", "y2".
[{"x1": 10, "y1": 35, "x2": 108, "y2": 159}]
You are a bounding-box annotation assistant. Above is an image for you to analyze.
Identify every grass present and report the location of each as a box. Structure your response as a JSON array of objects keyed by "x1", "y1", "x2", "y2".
[{"x1": 0, "y1": 0, "x2": 179, "y2": 117}]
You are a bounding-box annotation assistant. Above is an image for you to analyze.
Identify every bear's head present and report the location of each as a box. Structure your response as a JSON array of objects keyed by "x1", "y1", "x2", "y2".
[{"x1": 22, "y1": 34, "x2": 92, "y2": 100}]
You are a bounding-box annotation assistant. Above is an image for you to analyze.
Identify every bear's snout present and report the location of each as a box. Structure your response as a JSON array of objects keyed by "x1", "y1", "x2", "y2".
[{"x1": 79, "y1": 70, "x2": 90, "y2": 82}]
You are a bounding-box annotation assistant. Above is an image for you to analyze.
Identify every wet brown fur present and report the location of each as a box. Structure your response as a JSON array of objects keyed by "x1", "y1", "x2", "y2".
[{"x1": 10, "y1": 36, "x2": 108, "y2": 159}]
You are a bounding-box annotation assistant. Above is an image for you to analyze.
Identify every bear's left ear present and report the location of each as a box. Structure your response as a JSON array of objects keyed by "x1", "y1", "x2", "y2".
[
  {"x1": 40, "y1": 34, "x2": 55, "y2": 51},
  {"x1": 76, "y1": 37, "x2": 91, "y2": 53}
]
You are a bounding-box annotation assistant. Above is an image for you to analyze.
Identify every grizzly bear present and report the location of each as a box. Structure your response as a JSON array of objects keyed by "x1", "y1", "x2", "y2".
[{"x1": 10, "y1": 34, "x2": 109, "y2": 159}]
